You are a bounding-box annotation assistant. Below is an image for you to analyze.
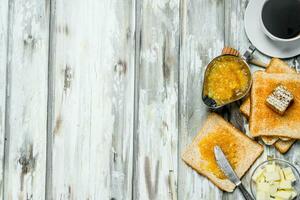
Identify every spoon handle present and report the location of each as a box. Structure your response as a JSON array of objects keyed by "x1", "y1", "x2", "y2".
[{"x1": 249, "y1": 58, "x2": 268, "y2": 68}]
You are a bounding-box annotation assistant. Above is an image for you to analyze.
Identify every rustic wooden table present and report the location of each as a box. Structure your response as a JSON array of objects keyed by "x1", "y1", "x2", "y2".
[{"x1": 0, "y1": 0, "x2": 299, "y2": 199}]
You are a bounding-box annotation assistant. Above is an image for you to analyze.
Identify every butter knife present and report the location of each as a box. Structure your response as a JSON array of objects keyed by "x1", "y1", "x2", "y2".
[{"x1": 214, "y1": 146, "x2": 254, "y2": 200}]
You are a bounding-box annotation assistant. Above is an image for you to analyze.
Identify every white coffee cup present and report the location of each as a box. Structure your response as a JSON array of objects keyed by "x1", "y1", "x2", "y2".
[{"x1": 260, "y1": 0, "x2": 300, "y2": 43}]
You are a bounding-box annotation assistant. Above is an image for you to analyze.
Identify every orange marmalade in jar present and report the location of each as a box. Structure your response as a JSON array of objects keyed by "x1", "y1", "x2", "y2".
[{"x1": 203, "y1": 55, "x2": 251, "y2": 106}]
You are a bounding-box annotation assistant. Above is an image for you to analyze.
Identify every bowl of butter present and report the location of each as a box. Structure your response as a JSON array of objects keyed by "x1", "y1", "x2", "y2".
[{"x1": 251, "y1": 159, "x2": 300, "y2": 200}]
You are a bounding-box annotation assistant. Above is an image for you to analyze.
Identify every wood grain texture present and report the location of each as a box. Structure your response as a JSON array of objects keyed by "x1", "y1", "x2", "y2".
[
  {"x1": 133, "y1": 0, "x2": 179, "y2": 199},
  {"x1": 48, "y1": 0, "x2": 135, "y2": 199},
  {"x1": 178, "y1": 0, "x2": 224, "y2": 199},
  {"x1": 3, "y1": 0, "x2": 50, "y2": 199},
  {"x1": 222, "y1": 0, "x2": 267, "y2": 199},
  {"x1": 0, "y1": 0, "x2": 9, "y2": 198},
  {"x1": 281, "y1": 57, "x2": 300, "y2": 180},
  {"x1": 0, "y1": 0, "x2": 298, "y2": 199}
]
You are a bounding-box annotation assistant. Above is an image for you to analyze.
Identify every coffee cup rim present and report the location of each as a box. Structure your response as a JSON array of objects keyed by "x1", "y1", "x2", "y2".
[{"x1": 260, "y1": 0, "x2": 300, "y2": 42}]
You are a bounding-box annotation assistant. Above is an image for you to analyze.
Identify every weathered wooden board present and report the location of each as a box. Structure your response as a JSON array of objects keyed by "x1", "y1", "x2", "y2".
[
  {"x1": 0, "y1": 0, "x2": 9, "y2": 198},
  {"x1": 178, "y1": 0, "x2": 225, "y2": 199},
  {"x1": 222, "y1": 0, "x2": 271, "y2": 199},
  {"x1": 133, "y1": 0, "x2": 179, "y2": 199},
  {"x1": 0, "y1": 0, "x2": 298, "y2": 199},
  {"x1": 281, "y1": 56, "x2": 300, "y2": 180},
  {"x1": 48, "y1": 0, "x2": 135, "y2": 199},
  {"x1": 3, "y1": 0, "x2": 50, "y2": 199}
]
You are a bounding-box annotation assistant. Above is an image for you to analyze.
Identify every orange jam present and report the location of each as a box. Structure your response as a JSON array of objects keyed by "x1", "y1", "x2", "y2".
[
  {"x1": 204, "y1": 55, "x2": 251, "y2": 105},
  {"x1": 198, "y1": 130, "x2": 240, "y2": 179}
]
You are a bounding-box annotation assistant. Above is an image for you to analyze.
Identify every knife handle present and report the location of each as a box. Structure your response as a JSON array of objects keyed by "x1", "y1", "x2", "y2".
[{"x1": 237, "y1": 183, "x2": 254, "y2": 200}]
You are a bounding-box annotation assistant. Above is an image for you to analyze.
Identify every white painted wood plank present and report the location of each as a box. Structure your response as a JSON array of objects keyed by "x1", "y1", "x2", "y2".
[
  {"x1": 282, "y1": 56, "x2": 300, "y2": 177},
  {"x1": 178, "y1": 0, "x2": 224, "y2": 199},
  {"x1": 133, "y1": 0, "x2": 179, "y2": 199},
  {"x1": 222, "y1": 0, "x2": 267, "y2": 199},
  {"x1": 48, "y1": 0, "x2": 135, "y2": 199},
  {"x1": 0, "y1": 0, "x2": 9, "y2": 198},
  {"x1": 3, "y1": 0, "x2": 50, "y2": 199}
]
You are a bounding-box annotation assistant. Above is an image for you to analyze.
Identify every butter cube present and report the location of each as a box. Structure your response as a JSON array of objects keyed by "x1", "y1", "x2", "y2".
[
  {"x1": 257, "y1": 175, "x2": 266, "y2": 183},
  {"x1": 266, "y1": 163, "x2": 276, "y2": 172},
  {"x1": 278, "y1": 167, "x2": 285, "y2": 181},
  {"x1": 283, "y1": 167, "x2": 296, "y2": 182},
  {"x1": 290, "y1": 190, "x2": 297, "y2": 199},
  {"x1": 257, "y1": 182, "x2": 270, "y2": 193},
  {"x1": 256, "y1": 191, "x2": 269, "y2": 200},
  {"x1": 270, "y1": 182, "x2": 279, "y2": 196},
  {"x1": 253, "y1": 168, "x2": 265, "y2": 183},
  {"x1": 274, "y1": 191, "x2": 292, "y2": 200},
  {"x1": 265, "y1": 171, "x2": 281, "y2": 182},
  {"x1": 279, "y1": 180, "x2": 292, "y2": 190},
  {"x1": 283, "y1": 167, "x2": 293, "y2": 174},
  {"x1": 274, "y1": 197, "x2": 284, "y2": 200}
]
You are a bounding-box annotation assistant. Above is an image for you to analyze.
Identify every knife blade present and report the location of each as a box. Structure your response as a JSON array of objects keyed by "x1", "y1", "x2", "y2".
[
  {"x1": 214, "y1": 145, "x2": 241, "y2": 185},
  {"x1": 214, "y1": 146, "x2": 254, "y2": 200}
]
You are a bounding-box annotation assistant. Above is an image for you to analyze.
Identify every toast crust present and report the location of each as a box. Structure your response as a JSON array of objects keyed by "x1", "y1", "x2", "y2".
[
  {"x1": 274, "y1": 139, "x2": 296, "y2": 154},
  {"x1": 250, "y1": 72, "x2": 300, "y2": 139},
  {"x1": 182, "y1": 113, "x2": 263, "y2": 192},
  {"x1": 240, "y1": 97, "x2": 251, "y2": 118},
  {"x1": 261, "y1": 136, "x2": 279, "y2": 145}
]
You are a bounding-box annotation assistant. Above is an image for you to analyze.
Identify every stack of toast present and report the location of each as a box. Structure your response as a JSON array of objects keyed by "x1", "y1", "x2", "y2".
[{"x1": 240, "y1": 58, "x2": 300, "y2": 153}]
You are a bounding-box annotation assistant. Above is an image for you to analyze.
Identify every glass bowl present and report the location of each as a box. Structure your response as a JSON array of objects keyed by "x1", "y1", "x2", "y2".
[{"x1": 250, "y1": 159, "x2": 300, "y2": 199}]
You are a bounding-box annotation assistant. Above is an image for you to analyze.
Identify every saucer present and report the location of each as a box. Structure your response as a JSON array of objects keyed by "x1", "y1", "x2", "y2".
[{"x1": 244, "y1": 0, "x2": 300, "y2": 58}]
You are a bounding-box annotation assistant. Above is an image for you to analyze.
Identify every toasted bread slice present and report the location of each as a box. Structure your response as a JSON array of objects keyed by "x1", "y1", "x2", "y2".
[
  {"x1": 274, "y1": 139, "x2": 296, "y2": 154},
  {"x1": 240, "y1": 58, "x2": 296, "y2": 118},
  {"x1": 250, "y1": 72, "x2": 300, "y2": 139},
  {"x1": 240, "y1": 97, "x2": 251, "y2": 118},
  {"x1": 241, "y1": 99, "x2": 278, "y2": 145},
  {"x1": 239, "y1": 58, "x2": 296, "y2": 146},
  {"x1": 266, "y1": 58, "x2": 297, "y2": 74},
  {"x1": 261, "y1": 136, "x2": 279, "y2": 145},
  {"x1": 279, "y1": 137, "x2": 292, "y2": 141},
  {"x1": 182, "y1": 113, "x2": 263, "y2": 192}
]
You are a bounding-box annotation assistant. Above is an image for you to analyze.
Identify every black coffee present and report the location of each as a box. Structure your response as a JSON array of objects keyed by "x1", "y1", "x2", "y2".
[{"x1": 262, "y1": 0, "x2": 300, "y2": 39}]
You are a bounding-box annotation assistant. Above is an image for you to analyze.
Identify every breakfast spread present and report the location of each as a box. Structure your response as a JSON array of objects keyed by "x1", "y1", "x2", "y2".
[
  {"x1": 182, "y1": 47, "x2": 300, "y2": 199},
  {"x1": 182, "y1": 113, "x2": 263, "y2": 192},
  {"x1": 252, "y1": 162, "x2": 297, "y2": 200},
  {"x1": 203, "y1": 55, "x2": 251, "y2": 106},
  {"x1": 266, "y1": 85, "x2": 294, "y2": 115}
]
